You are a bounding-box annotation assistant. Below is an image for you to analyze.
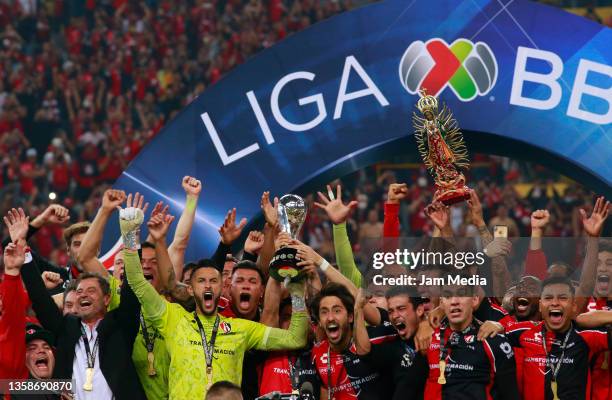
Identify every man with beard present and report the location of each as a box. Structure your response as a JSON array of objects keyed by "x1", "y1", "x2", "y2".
[
  {"x1": 311, "y1": 283, "x2": 394, "y2": 400},
  {"x1": 425, "y1": 282, "x2": 519, "y2": 400},
  {"x1": 121, "y1": 206, "x2": 308, "y2": 399},
  {"x1": 354, "y1": 287, "x2": 429, "y2": 400},
  {"x1": 506, "y1": 276, "x2": 611, "y2": 400}
]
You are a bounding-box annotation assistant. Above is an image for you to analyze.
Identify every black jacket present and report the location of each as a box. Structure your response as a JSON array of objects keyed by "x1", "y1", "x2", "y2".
[{"x1": 21, "y1": 258, "x2": 146, "y2": 400}]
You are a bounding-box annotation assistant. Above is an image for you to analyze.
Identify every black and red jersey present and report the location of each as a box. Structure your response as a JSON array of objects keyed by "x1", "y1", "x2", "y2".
[
  {"x1": 259, "y1": 349, "x2": 319, "y2": 398},
  {"x1": 506, "y1": 321, "x2": 611, "y2": 400},
  {"x1": 585, "y1": 298, "x2": 611, "y2": 400},
  {"x1": 425, "y1": 322, "x2": 519, "y2": 400},
  {"x1": 311, "y1": 325, "x2": 396, "y2": 400},
  {"x1": 366, "y1": 321, "x2": 428, "y2": 400}
]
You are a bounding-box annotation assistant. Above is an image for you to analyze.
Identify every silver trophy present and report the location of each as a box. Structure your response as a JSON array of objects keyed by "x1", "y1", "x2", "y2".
[
  {"x1": 269, "y1": 194, "x2": 307, "y2": 285},
  {"x1": 278, "y1": 194, "x2": 307, "y2": 239}
]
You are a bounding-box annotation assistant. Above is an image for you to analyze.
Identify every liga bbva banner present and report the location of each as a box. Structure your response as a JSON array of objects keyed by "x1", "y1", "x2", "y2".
[{"x1": 102, "y1": 0, "x2": 612, "y2": 260}]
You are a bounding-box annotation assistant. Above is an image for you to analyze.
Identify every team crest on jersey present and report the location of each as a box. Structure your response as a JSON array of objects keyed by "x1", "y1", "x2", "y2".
[
  {"x1": 219, "y1": 321, "x2": 232, "y2": 333},
  {"x1": 465, "y1": 335, "x2": 474, "y2": 343}
]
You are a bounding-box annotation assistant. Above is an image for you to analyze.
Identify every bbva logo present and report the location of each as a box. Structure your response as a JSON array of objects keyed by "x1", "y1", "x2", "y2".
[{"x1": 399, "y1": 38, "x2": 498, "y2": 101}]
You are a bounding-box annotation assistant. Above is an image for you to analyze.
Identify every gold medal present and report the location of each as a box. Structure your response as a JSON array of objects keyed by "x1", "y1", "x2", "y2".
[
  {"x1": 206, "y1": 366, "x2": 213, "y2": 389},
  {"x1": 437, "y1": 360, "x2": 447, "y2": 385},
  {"x1": 83, "y1": 367, "x2": 94, "y2": 391},
  {"x1": 551, "y1": 380, "x2": 559, "y2": 400},
  {"x1": 147, "y1": 351, "x2": 157, "y2": 376}
]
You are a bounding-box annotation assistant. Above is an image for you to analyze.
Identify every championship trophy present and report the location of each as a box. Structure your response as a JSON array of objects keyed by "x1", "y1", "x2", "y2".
[
  {"x1": 413, "y1": 89, "x2": 471, "y2": 205},
  {"x1": 268, "y1": 194, "x2": 308, "y2": 285}
]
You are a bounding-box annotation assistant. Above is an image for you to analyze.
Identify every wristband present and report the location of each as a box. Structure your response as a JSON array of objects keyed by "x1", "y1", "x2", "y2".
[
  {"x1": 319, "y1": 260, "x2": 330, "y2": 272},
  {"x1": 122, "y1": 229, "x2": 141, "y2": 251},
  {"x1": 291, "y1": 295, "x2": 306, "y2": 313}
]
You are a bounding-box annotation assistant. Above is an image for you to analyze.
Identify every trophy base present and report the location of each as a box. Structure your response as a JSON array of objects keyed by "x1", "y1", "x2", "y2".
[
  {"x1": 435, "y1": 186, "x2": 470, "y2": 205},
  {"x1": 269, "y1": 247, "x2": 305, "y2": 283}
]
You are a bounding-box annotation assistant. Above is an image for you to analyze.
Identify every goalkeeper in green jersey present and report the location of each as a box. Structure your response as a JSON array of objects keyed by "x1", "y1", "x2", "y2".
[{"x1": 119, "y1": 205, "x2": 309, "y2": 399}]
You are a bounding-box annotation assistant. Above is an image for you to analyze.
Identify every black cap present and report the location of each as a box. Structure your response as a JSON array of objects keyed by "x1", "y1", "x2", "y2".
[{"x1": 25, "y1": 323, "x2": 54, "y2": 346}]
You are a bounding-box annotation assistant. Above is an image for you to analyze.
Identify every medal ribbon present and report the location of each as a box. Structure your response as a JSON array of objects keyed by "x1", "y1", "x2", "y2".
[
  {"x1": 194, "y1": 313, "x2": 220, "y2": 386},
  {"x1": 542, "y1": 324, "x2": 572, "y2": 399},
  {"x1": 80, "y1": 325, "x2": 100, "y2": 370}
]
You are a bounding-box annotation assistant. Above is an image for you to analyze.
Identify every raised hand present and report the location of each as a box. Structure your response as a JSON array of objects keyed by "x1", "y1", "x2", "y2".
[
  {"x1": 147, "y1": 206, "x2": 175, "y2": 242},
  {"x1": 42, "y1": 271, "x2": 64, "y2": 290},
  {"x1": 355, "y1": 288, "x2": 368, "y2": 310},
  {"x1": 125, "y1": 192, "x2": 149, "y2": 214},
  {"x1": 425, "y1": 201, "x2": 449, "y2": 230},
  {"x1": 274, "y1": 231, "x2": 292, "y2": 250},
  {"x1": 466, "y1": 189, "x2": 485, "y2": 226},
  {"x1": 483, "y1": 238, "x2": 512, "y2": 258},
  {"x1": 3, "y1": 242, "x2": 25, "y2": 274},
  {"x1": 119, "y1": 205, "x2": 145, "y2": 251},
  {"x1": 530, "y1": 209, "x2": 550, "y2": 231},
  {"x1": 261, "y1": 191, "x2": 279, "y2": 227},
  {"x1": 580, "y1": 196, "x2": 610, "y2": 237},
  {"x1": 244, "y1": 230, "x2": 264, "y2": 254},
  {"x1": 102, "y1": 189, "x2": 126, "y2": 212},
  {"x1": 294, "y1": 242, "x2": 324, "y2": 268},
  {"x1": 40, "y1": 204, "x2": 70, "y2": 225},
  {"x1": 182, "y1": 176, "x2": 202, "y2": 197},
  {"x1": 3, "y1": 208, "x2": 30, "y2": 243},
  {"x1": 387, "y1": 183, "x2": 409, "y2": 204},
  {"x1": 314, "y1": 184, "x2": 358, "y2": 225},
  {"x1": 219, "y1": 208, "x2": 247, "y2": 245},
  {"x1": 149, "y1": 201, "x2": 169, "y2": 218}
]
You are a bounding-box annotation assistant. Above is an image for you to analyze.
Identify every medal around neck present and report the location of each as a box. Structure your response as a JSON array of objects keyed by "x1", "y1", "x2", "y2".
[
  {"x1": 413, "y1": 89, "x2": 471, "y2": 205},
  {"x1": 269, "y1": 194, "x2": 307, "y2": 285}
]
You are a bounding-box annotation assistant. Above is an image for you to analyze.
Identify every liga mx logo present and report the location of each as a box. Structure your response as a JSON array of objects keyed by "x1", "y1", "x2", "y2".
[{"x1": 399, "y1": 38, "x2": 498, "y2": 101}]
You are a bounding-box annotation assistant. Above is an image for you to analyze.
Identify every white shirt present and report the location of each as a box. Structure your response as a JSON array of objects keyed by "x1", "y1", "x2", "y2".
[{"x1": 72, "y1": 321, "x2": 114, "y2": 400}]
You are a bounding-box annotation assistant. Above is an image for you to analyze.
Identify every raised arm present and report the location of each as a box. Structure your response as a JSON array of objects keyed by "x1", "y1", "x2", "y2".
[
  {"x1": 260, "y1": 275, "x2": 283, "y2": 328},
  {"x1": 168, "y1": 176, "x2": 202, "y2": 280},
  {"x1": 353, "y1": 289, "x2": 372, "y2": 356},
  {"x1": 576, "y1": 196, "x2": 609, "y2": 310},
  {"x1": 384, "y1": 183, "x2": 409, "y2": 238},
  {"x1": 146, "y1": 204, "x2": 179, "y2": 295},
  {"x1": 525, "y1": 209, "x2": 550, "y2": 280},
  {"x1": 213, "y1": 207, "x2": 247, "y2": 271},
  {"x1": 119, "y1": 206, "x2": 167, "y2": 328},
  {"x1": 314, "y1": 184, "x2": 361, "y2": 287},
  {"x1": 20, "y1": 246, "x2": 65, "y2": 336},
  {"x1": 259, "y1": 191, "x2": 280, "y2": 277},
  {"x1": 468, "y1": 190, "x2": 511, "y2": 300},
  {"x1": 294, "y1": 242, "x2": 381, "y2": 326},
  {"x1": 77, "y1": 189, "x2": 127, "y2": 277},
  {"x1": 0, "y1": 242, "x2": 29, "y2": 379},
  {"x1": 2, "y1": 204, "x2": 69, "y2": 248},
  {"x1": 250, "y1": 282, "x2": 308, "y2": 351}
]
